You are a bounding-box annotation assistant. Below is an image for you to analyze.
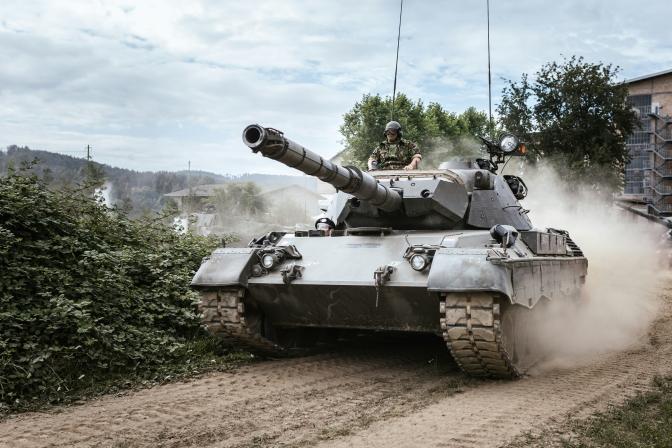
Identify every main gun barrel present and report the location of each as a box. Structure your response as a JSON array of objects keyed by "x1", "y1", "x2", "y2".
[{"x1": 242, "y1": 125, "x2": 402, "y2": 212}]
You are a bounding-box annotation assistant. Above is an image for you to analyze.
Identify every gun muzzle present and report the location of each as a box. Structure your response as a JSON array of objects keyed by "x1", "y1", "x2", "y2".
[{"x1": 243, "y1": 124, "x2": 402, "y2": 212}]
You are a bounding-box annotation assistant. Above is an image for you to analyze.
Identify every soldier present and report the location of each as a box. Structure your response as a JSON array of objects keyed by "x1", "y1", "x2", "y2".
[{"x1": 367, "y1": 121, "x2": 421, "y2": 170}]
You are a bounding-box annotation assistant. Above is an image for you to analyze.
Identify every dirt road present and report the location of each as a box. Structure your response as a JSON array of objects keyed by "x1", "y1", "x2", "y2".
[{"x1": 2, "y1": 288, "x2": 671, "y2": 448}]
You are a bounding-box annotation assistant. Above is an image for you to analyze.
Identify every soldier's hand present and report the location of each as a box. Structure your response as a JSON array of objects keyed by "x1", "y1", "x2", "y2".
[{"x1": 403, "y1": 164, "x2": 413, "y2": 170}]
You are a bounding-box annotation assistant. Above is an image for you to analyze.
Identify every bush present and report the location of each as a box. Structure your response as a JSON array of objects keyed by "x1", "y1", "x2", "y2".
[{"x1": 0, "y1": 167, "x2": 222, "y2": 407}]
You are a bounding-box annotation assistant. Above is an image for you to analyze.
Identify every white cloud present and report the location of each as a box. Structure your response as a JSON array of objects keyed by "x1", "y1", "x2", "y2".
[{"x1": 0, "y1": 0, "x2": 669, "y2": 175}]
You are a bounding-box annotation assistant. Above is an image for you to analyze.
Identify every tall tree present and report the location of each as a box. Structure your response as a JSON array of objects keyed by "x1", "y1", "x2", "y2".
[
  {"x1": 497, "y1": 56, "x2": 638, "y2": 189},
  {"x1": 211, "y1": 182, "x2": 267, "y2": 220},
  {"x1": 339, "y1": 93, "x2": 492, "y2": 168}
]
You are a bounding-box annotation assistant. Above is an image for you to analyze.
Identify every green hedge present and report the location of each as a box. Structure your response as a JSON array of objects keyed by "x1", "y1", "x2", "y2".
[{"x1": 0, "y1": 169, "x2": 220, "y2": 406}]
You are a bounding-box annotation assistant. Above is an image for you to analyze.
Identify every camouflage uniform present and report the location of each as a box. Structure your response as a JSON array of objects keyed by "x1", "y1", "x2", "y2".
[{"x1": 370, "y1": 138, "x2": 421, "y2": 170}]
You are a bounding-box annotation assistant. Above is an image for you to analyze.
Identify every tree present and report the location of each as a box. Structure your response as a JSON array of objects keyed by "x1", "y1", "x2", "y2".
[
  {"x1": 83, "y1": 162, "x2": 105, "y2": 186},
  {"x1": 339, "y1": 93, "x2": 493, "y2": 168},
  {"x1": 0, "y1": 166, "x2": 222, "y2": 407},
  {"x1": 211, "y1": 182, "x2": 267, "y2": 223},
  {"x1": 41, "y1": 167, "x2": 54, "y2": 184},
  {"x1": 497, "y1": 56, "x2": 638, "y2": 190}
]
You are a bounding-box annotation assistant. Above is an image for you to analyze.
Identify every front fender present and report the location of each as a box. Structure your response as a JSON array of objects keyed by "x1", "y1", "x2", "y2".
[
  {"x1": 427, "y1": 248, "x2": 513, "y2": 298},
  {"x1": 191, "y1": 248, "x2": 256, "y2": 288}
]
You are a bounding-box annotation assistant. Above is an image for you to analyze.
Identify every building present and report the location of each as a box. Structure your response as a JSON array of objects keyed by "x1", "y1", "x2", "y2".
[
  {"x1": 624, "y1": 69, "x2": 672, "y2": 216},
  {"x1": 163, "y1": 184, "x2": 225, "y2": 211},
  {"x1": 164, "y1": 183, "x2": 326, "y2": 222},
  {"x1": 258, "y1": 184, "x2": 326, "y2": 221}
]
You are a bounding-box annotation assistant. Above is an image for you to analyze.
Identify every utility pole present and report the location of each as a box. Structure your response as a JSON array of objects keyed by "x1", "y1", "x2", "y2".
[
  {"x1": 188, "y1": 160, "x2": 192, "y2": 200},
  {"x1": 86, "y1": 144, "x2": 92, "y2": 161},
  {"x1": 187, "y1": 160, "x2": 192, "y2": 232}
]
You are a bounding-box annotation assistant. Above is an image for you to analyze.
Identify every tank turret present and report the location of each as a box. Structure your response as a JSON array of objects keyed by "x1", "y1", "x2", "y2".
[{"x1": 243, "y1": 124, "x2": 531, "y2": 231}]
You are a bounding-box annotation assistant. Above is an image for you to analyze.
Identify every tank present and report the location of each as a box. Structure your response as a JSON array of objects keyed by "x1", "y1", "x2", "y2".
[{"x1": 191, "y1": 124, "x2": 588, "y2": 378}]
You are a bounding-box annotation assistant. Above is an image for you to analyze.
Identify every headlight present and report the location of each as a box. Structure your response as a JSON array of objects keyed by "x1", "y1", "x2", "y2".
[
  {"x1": 499, "y1": 133, "x2": 520, "y2": 153},
  {"x1": 261, "y1": 253, "x2": 278, "y2": 269},
  {"x1": 410, "y1": 254, "x2": 429, "y2": 271}
]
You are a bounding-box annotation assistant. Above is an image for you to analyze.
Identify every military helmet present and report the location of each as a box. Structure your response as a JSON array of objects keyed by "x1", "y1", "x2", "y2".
[{"x1": 384, "y1": 120, "x2": 402, "y2": 137}]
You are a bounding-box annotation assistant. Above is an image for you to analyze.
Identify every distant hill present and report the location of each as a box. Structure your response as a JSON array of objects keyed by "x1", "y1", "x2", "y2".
[
  {"x1": 0, "y1": 146, "x2": 316, "y2": 215},
  {"x1": 230, "y1": 173, "x2": 317, "y2": 191}
]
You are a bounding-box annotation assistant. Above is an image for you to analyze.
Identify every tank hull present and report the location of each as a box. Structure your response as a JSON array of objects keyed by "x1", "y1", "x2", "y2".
[{"x1": 193, "y1": 229, "x2": 587, "y2": 378}]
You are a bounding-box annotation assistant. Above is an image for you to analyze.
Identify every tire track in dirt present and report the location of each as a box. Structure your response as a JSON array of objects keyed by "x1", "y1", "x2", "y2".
[
  {"x1": 2, "y1": 290, "x2": 671, "y2": 448},
  {"x1": 319, "y1": 347, "x2": 671, "y2": 448},
  {"x1": 318, "y1": 291, "x2": 672, "y2": 448},
  {"x1": 0, "y1": 337, "x2": 463, "y2": 448}
]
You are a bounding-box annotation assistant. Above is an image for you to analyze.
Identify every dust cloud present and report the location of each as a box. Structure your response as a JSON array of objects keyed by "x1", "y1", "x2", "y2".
[
  {"x1": 422, "y1": 136, "x2": 483, "y2": 169},
  {"x1": 513, "y1": 163, "x2": 666, "y2": 372},
  {"x1": 94, "y1": 181, "x2": 113, "y2": 208}
]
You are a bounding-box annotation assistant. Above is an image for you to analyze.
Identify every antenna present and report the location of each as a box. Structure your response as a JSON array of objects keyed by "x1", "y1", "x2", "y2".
[
  {"x1": 391, "y1": 0, "x2": 403, "y2": 120},
  {"x1": 486, "y1": 0, "x2": 493, "y2": 135}
]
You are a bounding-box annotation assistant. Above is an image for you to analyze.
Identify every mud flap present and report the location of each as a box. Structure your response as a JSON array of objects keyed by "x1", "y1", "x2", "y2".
[
  {"x1": 508, "y1": 258, "x2": 588, "y2": 307},
  {"x1": 191, "y1": 248, "x2": 257, "y2": 287}
]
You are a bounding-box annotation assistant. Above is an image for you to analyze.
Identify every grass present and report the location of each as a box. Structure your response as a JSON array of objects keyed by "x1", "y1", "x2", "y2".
[
  {"x1": 562, "y1": 375, "x2": 672, "y2": 448},
  {"x1": 0, "y1": 337, "x2": 254, "y2": 417},
  {"x1": 510, "y1": 376, "x2": 672, "y2": 448}
]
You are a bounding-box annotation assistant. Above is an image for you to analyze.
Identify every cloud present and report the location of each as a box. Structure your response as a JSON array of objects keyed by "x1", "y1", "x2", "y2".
[{"x1": 0, "y1": 0, "x2": 669, "y2": 175}]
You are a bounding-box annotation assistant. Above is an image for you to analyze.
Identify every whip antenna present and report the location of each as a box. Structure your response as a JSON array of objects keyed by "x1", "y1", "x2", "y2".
[
  {"x1": 486, "y1": 0, "x2": 493, "y2": 135},
  {"x1": 391, "y1": 0, "x2": 403, "y2": 120}
]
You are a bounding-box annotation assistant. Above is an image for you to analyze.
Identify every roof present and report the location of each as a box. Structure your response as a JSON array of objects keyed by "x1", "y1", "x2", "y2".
[
  {"x1": 164, "y1": 184, "x2": 227, "y2": 197},
  {"x1": 258, "y1": 184, "x2": 324, "y2": 200},
  {"x1": 624, "y1": 68, "x2": 672, "y2": 84},
  {"x1": 164, "y1": 183, "x2": 323, "y2": 199},
  {"x1": 329, "y1": 148, "x2": 347, "y2": 163}
]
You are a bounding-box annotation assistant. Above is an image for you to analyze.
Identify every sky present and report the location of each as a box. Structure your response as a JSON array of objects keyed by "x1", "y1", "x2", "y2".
[{"x1": 1, "y1": 0, "x2": 670, "y2": 176}]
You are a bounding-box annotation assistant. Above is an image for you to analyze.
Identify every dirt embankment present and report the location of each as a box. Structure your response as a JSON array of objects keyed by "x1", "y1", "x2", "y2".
[{"x1": 2, "y1": 287, "x2": 671, "y2": 448}]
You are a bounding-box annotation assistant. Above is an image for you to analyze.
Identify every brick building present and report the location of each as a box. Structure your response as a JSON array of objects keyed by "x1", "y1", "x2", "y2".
[{"x1": 624, "y1": 69, "x2": 672, "y2": 216}]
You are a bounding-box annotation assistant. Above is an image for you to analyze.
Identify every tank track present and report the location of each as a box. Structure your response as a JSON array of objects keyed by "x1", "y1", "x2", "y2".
[
  {"x1": 440, "y1": 293, "x2": 520, "y2": 379},
  {"x1": 198, "y1": 288, "x2": 287, "y2": 356}
]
